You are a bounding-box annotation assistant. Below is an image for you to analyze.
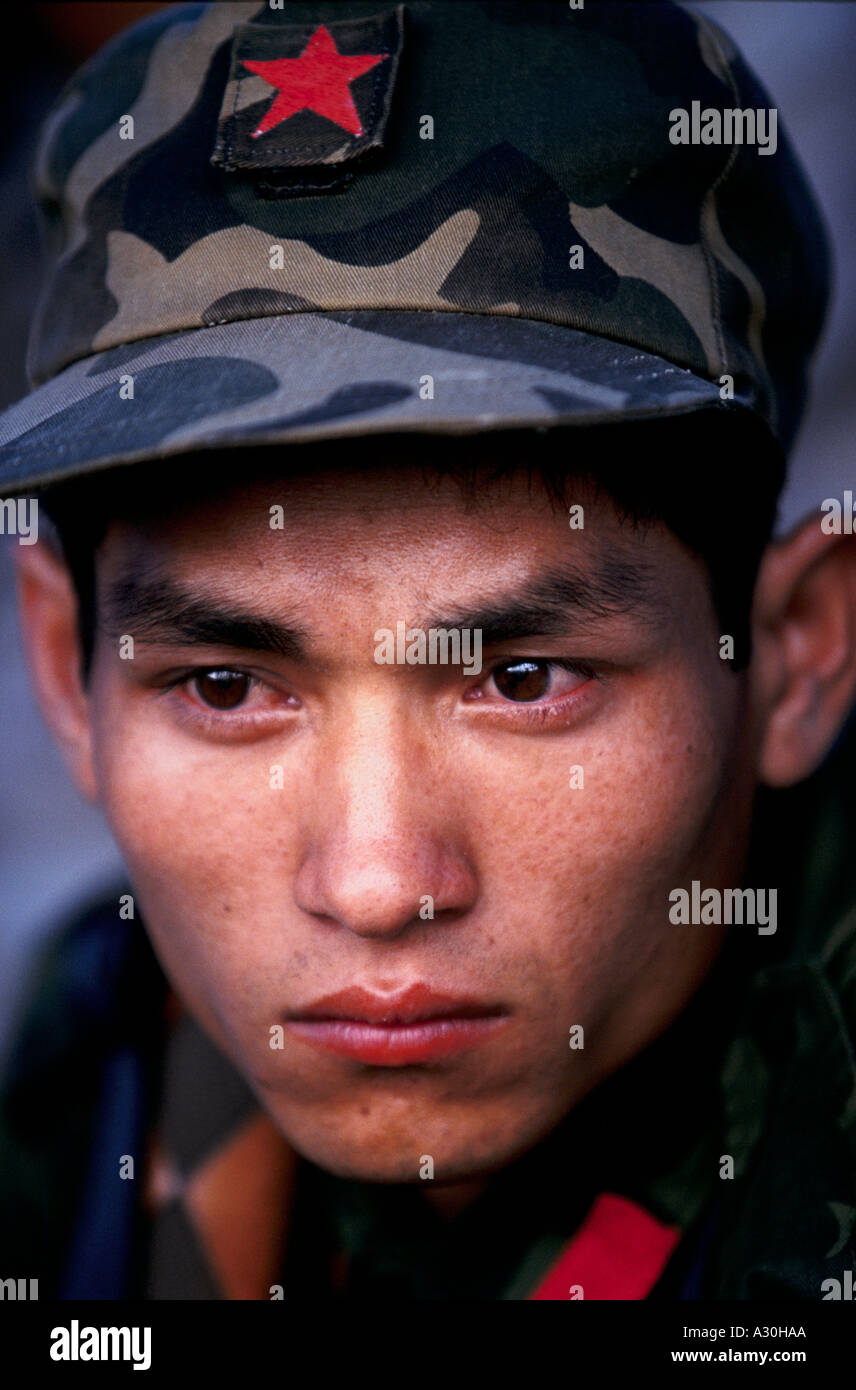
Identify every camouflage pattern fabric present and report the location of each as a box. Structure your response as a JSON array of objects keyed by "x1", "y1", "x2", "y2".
[{"x1": 0, "y1": 0, "x2": 830, "y2": 493}]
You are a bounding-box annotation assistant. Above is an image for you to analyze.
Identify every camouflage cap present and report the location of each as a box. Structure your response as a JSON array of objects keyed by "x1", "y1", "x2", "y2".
[{"x1": 0, "y1": 0, "x2": 831, "y2": 494}]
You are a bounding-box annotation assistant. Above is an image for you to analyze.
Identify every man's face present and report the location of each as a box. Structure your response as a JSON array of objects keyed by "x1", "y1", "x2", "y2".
[{"x1": 84, "y1": 461, "x2": 756, "y2": 1185}]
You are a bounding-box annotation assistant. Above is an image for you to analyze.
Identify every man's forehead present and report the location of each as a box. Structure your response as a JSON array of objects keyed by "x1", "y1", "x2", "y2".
[
  {"x1": 97, "y1": 462, "x2": 673, "y2": 602},
  {"x1": 109, "y1": 459, "x2": 568, "y2": 534},
  {"x1": 98, "y1": 468, "x2": 681, "y2": 656},
  {"x1": 99, "y1": 456, "x2": 658, "y2": 561}
]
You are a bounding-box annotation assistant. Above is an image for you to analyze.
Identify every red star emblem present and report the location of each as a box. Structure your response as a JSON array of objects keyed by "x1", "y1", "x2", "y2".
[{"x1": 243, "y1": 24, "x2": 388, "y2": 140}]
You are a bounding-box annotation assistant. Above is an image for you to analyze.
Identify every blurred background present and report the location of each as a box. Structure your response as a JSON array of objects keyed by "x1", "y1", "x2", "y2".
[{"x1": 1, "y1": 1, "x2": 855, "y2": 1065}]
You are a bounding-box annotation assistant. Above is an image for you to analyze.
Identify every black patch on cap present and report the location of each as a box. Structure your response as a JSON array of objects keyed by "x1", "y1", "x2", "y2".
[{"x1": 211, "y1": 5, "x2": 406, "y2": 187}]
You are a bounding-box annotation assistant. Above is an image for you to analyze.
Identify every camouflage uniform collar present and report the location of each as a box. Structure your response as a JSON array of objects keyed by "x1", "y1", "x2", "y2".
[{"x1": 709, "y1": 716, "x2": 856, "y2": 1297}]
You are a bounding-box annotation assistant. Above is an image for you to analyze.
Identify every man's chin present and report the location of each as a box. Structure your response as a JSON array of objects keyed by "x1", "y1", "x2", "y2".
[
  {"x1": 261, "y1": 1101, "x2": 556, "y2": 1186},
  {"x1": 277, "y1": 1139, "x2": 506, "y2": 1187}
]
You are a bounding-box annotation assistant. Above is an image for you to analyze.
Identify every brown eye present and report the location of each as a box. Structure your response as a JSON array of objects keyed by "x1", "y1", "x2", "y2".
[
  {"x1": 193, "y1": 670, "x2": 251, "y2": 710},
  {"x1": 492, "y1": 660, "x2": 551, "y2": 702}
]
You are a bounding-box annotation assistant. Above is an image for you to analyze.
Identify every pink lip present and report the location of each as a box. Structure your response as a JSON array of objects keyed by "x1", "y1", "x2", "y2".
[{"x1": 284, "y1": 983, "x2": 509, "y2": 1066}]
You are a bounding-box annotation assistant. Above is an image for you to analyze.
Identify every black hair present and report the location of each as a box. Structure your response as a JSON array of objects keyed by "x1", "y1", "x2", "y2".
[{"x1": 37, "y1": 408, "x2": 785, "y2": 680}]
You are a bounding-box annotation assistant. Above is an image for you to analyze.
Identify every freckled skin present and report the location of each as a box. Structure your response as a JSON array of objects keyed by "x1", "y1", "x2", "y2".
[{"x1": 85, "y1": 465, "x2": 757, "y2": 1191}]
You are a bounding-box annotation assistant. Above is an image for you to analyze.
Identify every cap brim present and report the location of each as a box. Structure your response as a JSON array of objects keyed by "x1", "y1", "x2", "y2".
[{"x1": 0, "y1": 310, "x2": 733, "y2": 494}]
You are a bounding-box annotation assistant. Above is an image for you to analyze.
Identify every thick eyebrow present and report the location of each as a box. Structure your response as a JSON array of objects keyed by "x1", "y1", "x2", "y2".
[
  {"x1": 101, "y1": 553, "x2": 665, "y2": 662},
  {"x1": 424, "y1": 558, "x2": 667, "y2": 643},
  {"x1": 102, "y1": 573, "x2": 308, "y2": 660}
]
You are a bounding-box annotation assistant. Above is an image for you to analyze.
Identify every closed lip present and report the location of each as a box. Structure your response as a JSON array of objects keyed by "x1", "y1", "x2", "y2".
[
  {"x1": 286, "y1": 982, "x2": 506, "y2": 1026},
  {"x1": 283, "y1": 983, "x2": 509, "y2": 1065}
]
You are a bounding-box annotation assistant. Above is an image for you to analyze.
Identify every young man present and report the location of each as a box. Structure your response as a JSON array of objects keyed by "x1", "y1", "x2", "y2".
[{"x1": 1, "y1": 1, "x2": 853, "y2": 1301}]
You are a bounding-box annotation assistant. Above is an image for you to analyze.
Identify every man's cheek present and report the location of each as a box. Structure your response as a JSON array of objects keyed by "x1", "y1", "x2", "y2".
[
  {"x1": 497, "y1": 711, "x2": 733, "y2": 985},
  {"x1": 94, "y1": 711, "x2": 272, "y2": 874},
  {"x1": 92, "y1": 722, "x2": 288, "y2": 988},
  {"x1": 498, "y1": 709, "x2": 724, "y2": 899}
]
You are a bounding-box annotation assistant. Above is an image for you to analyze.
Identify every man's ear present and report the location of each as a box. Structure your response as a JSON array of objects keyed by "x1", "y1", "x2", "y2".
[
  {"x1": 13, "y1": 536, "x2": 98, "y2": 802},
  {"x1": 751, "y1": 514, "x2": 856, "y2": 788}
]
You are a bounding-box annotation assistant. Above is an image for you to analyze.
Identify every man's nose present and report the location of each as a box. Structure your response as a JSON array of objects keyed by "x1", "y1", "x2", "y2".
[{"x1": 293, "y1": 708, "x2": 478, "y2": 939}]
